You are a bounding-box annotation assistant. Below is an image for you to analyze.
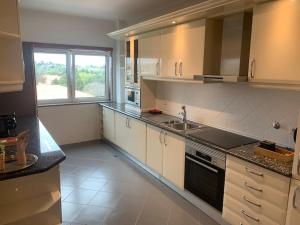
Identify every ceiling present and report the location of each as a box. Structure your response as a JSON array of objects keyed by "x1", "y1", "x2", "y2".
[{"x1": 20, "y1": 0, "x2": 206, "y2": 25}]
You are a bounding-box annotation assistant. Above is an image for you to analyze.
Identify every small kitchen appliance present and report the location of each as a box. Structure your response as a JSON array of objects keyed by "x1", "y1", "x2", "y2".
[{"x1": 0, "y1": 113, "x2": 17, "y2": 138}]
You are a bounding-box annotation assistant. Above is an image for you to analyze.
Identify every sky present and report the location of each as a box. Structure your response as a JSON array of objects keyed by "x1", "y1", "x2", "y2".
[{"x1": 34, "y1": 52, "x2": 106, "y2": 66}]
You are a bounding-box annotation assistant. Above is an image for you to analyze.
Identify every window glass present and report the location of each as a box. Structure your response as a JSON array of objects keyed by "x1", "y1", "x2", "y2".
[
  {"x1": 33, "y1": 47, "x2": 112, "y2": 105},
  {"x1": 74, "y1": 54, "x2": 106, "y2": 99},
  {"x1": 34, "y1": 52, "x2": 68, "y2": 101}
]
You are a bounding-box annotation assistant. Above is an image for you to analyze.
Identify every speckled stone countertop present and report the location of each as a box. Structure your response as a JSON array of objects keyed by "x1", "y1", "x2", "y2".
[
  {"x1": 101, "y1": 102, "x2": 293, "y2": 177},
  {"x1": 0, "y1": 116, "x2": 66, "y2": 181}
]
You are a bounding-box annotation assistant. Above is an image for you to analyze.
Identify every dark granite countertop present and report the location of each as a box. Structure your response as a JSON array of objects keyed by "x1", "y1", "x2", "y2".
[
  {"x1": 100, "y1": 102, "x2": 293, "y2": 177},
  {"x1": 0, "y1": 116, "x2": 66, "y2": 181}
]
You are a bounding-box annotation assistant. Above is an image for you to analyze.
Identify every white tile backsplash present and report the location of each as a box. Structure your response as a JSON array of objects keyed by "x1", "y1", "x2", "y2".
[{"x1": 155, "y1": 82, "x2": 300, "y2": 148}]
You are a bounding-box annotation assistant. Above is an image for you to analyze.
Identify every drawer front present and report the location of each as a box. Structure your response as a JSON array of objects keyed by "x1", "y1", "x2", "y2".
[
  {"x1": 223, "y1": 207, "x2": 252, "y2": 225},
  {"x1": 224, "y1": 182, "x2": 287, "y2": 224},
  {"x1": 226, "y1": 156, "x2": 290, "y2": 193},
  {"x1": 224, "y1": 195, "x2": 280, "y2": 225},
  {"x1": 226, "y1": 168, "x2": 289, "y2": 208}
]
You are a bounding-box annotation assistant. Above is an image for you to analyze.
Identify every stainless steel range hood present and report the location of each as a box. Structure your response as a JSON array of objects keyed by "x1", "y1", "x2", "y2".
[{"x1": 193, "y1": 75, "x2": 248, "y2": 83}]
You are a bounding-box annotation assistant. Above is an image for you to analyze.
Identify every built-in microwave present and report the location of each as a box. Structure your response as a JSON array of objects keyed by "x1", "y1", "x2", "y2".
[{"x1": 125, "y1": 87, "x2": 140, "y2": 107}]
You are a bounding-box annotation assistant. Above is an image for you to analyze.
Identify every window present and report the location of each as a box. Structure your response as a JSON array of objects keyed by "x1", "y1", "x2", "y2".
[{"x1": 33, "y1": 45, "x2": 112, "y2": 104}]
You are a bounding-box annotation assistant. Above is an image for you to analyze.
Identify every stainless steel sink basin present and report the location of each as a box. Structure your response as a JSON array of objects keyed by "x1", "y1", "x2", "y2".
[
  {"x1": 171, "y1": 123, "x2": 199, "y2": 131},
  {"x1": 161, "y1": 120, "x2": 200, "y2": 131}
]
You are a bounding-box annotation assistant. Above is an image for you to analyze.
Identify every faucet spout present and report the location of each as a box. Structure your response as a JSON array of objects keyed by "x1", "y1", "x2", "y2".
[{"x1": 180, "y1": 106, "x2": 187, "y2": 123}]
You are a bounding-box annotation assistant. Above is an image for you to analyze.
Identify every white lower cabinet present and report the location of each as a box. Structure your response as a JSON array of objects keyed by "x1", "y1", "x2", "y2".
[
  {"x1": 146, "y1": 124, "x2": 185, "y2": 189},
  {"x1": 127, "y1": 117, "x2": 147, "y2": 163},
  {"x1": 102, "y1": 108, "x2": 115, "y2": 143},
  {"x1": 146, "y1": 125, "x2": 164, "y2": 175},
  {"x1": 223, "y1": 155, "x2": 291, "y2": 225},
  {"x1": 285, "y1": 179, "x2": 300, "y2": 225},
  {"x1": 115, "y1": 112, "x2": 130, "y2": 151},
  {"x1": 162, "y1": 131, "x2": 185, "y2": 189},
  {"x1": 115, "y1": 112, "x2": 146, "y2": 163}
]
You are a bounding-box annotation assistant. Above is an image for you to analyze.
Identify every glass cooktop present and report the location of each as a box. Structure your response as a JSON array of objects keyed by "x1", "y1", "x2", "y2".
[{"x1": 188, "y1": 127, "x2": 258, "y2": 150}]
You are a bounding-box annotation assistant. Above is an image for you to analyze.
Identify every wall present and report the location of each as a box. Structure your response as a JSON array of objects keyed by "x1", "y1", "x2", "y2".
[
  {"x1": 20, "y1": 9, "x2": 116, "y2": 145},
  {"x1": 155, "y1": 82, "x2": 300, "y2": 148},
  {"x1": 38, "y1": 104, "x2": 101, "y2": 145}
]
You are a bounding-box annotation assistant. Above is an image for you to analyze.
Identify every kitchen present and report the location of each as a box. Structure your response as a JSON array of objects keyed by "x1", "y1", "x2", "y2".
[{"x1": 0, "y1": 0, "x2": 300, "y2": 225}]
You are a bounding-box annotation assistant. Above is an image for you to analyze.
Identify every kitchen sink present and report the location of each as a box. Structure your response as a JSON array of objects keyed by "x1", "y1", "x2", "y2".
[{"x1": 161, "y1": 120, "x2": 201, "y2": 131}]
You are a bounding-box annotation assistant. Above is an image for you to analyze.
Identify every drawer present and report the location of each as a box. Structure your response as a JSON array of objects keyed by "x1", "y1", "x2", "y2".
[
  {"x1": 226, "y1": 156, "x2": 290, "y2": 193},
  {"x1": 224, "y1": 182, "x2": 287, "y2": 224},
  {"x1": 223, "y1": 207, "x2": 252, "y2": 225},
  {"x1": 223, "y1": 195, "x2": 280, "y2": 225},
  {"x1": 226, "y1": 168, "x2": 289, "y2": 208}
]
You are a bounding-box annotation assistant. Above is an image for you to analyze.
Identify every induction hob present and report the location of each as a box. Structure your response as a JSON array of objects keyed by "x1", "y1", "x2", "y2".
[{"x1": 187, "y1": 127, "x2": 258, "y2": 150}]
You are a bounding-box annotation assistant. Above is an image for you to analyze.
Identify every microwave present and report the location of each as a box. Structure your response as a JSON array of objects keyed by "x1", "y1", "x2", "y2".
[{"x1": 125, "y1": 87, "x2": 140, "y2": 107}]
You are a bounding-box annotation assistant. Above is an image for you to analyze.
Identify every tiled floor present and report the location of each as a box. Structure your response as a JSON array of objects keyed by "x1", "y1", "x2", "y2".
[{"x1": 60, "y1": 141, "x2": 219, "y2": 225}]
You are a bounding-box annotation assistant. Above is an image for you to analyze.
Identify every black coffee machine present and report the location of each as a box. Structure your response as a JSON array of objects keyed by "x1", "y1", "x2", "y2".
[{"x1": 0, "y1": 113, "x2": 17, "y2": 138}]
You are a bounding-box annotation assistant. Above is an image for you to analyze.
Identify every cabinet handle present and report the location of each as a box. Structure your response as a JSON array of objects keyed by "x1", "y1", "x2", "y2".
[
  {"x1": 126, "y1": 117, "x2": 128, "y2": 128},
  {"x1": 241, "y1": 209, "x2": 260, "y2": 223},
  {"x1": 297, "y1": 154, "x2": 300, "y2": 175},
  {"x1": 243, "y1": 195, "x2": 261, "y2": 208},
  {"x1": 159, "y1": 130, "x2": 163, "y2": 144},
  {"x1": 293, "y1": 187, "x2": 300, "y2": 209},
  {"x1": 156, "y1": 62, "x2": 160, "y2": 76},
  {"x1": 250, "y1": 59, "x2": 255, "y2": 78},
  {"x1": 175, "y1": 62, "x2": 178, "y2": 76},
  {"x1": 164, "y1": 131, "x2": 167, "y2": 146},
  {"x1": 127, "y1": 118, "x2": 131, "y2": 129},
  {"x1": 244, "y1": 182, "x2": 263, "y2": 193},
  {"x1": 245, "y1": 167, "x2": 264, "y2": 177},
  {"x1": 179, "y1": 62, "x2": 183, "y2": 77}
]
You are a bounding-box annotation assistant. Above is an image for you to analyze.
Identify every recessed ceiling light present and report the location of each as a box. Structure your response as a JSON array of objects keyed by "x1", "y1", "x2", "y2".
[{"x1": 171, "y1": 21, "x2": 176, "y2": 24}]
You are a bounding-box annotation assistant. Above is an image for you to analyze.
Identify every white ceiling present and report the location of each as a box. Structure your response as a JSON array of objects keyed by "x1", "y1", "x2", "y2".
[{"x1": 20, "y1": 0, "x2": 206, "y2": 25}]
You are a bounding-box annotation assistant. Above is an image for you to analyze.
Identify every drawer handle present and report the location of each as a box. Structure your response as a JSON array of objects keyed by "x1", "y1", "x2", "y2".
[
  {"x1": 159, "y1": 130, "x2": 163, "y2": 144},
  {"x1": 244, "y1": 182, "x2": 263, "y2": 192},
  {"x1": 245, "y1": 167, "x2": 264, "y2": 177},
  {"x1": 241, "y1": 209, "x2": 260, "y2": 223},
  {"x1": 293, "y1": 187, "x2": 300, "y2": 209},
  {"x1": 243, "y1": 195, "x2": 261, "y2": 208}
]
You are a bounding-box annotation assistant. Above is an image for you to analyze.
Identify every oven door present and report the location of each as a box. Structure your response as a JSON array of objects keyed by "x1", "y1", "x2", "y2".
[{"x1": 184, "y1": 153, "x2": 225, "y2": 211}]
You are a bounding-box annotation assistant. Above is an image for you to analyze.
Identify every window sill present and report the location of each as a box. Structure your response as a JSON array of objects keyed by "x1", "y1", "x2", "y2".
[{"x1": 38, "y1": 101, "x2": 111, "y2": 107}]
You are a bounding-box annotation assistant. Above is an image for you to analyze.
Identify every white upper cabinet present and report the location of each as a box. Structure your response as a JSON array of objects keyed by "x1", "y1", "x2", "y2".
[
  {"x1": 138, "y1": 31, "x2": 161, "y2": 77},
  {"x1": 0, "y1": 0, "x2": 24, "y2": 93},
  {"x1": 160, "y1": 20, "x2": 206, "y2": 78},
  {"x1": 249, "y1": 0, "x2": 300, "y2": 84},
  {"x1": 177, "y1": 20, "x2": 206, "y2": 79}
]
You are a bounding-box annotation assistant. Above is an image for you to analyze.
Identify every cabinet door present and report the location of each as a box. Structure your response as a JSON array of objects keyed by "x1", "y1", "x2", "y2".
[
  {"x1": 286, "y1": 179, "x2": 300, "y2": 225},
  {"x1": 102, "y1": 108, "x2": 115, "y2": 143},
  {"x1": 160, "y1": 27, "x2": 180, "y2": 77},
  {"x1": 179, "y1": 20, "x2": 206, "y2": 78},
  {"x1": 249, "y1": 0, "x2": 300, "y2": 84},
  {"x1": 163, "y1": 132, "x2": 185, "y2": 189},
  {"x1": 0, "y1": 0, "x2": 19, "y2": 35},
  {"x1": 115, "y1": 112, "x2": 130, "y2": 152},
  {"x1": 127, "y1": 118, "x2": 146, "y2": 163},
  {"x1": 139, "y1": 31, "x2": 161, "y2": 77},
  {"x1": 146, "y1": 125, "x2": 163, "y2": 174}
]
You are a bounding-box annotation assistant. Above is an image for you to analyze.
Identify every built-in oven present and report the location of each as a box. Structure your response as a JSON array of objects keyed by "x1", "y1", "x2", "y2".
[
  {"x1": 184, "y1": 140, "x2": 226, "y2": 211},
  {"x1": 125, "y1": 87, "x2": 140, "y2": 107}
]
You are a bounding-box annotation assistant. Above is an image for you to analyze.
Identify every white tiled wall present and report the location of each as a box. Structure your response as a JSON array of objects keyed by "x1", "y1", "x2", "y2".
[{"x1": 155, "y1": 82, "x2": 300, "y2": 148}]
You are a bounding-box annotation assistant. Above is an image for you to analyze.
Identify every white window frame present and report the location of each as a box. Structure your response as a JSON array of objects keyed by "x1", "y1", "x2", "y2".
[{"x1": 33, "y1": 47, "x2": 112, "y2": 106}]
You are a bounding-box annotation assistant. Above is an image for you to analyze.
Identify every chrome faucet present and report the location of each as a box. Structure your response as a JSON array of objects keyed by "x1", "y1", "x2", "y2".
[{"x1": 179, "y1": 106, "x2": 187, "y2": 123}]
